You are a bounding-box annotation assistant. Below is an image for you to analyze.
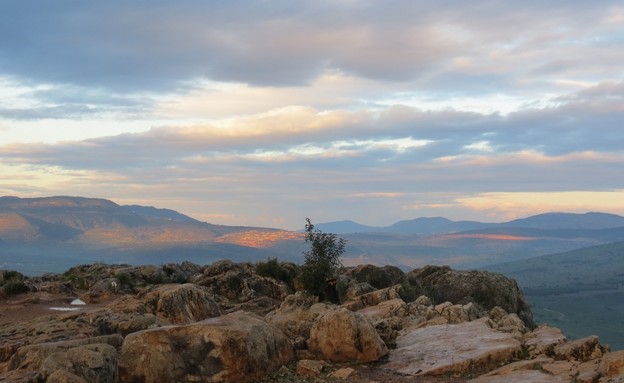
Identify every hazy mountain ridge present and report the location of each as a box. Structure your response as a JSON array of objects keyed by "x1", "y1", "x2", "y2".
[
  {"x1": 0, "y1": 196, "x2": 298, "y2": 274},
  {"x1": 3, "y1": 196, "x2": 624, "y2": 277},
  {"x1": 316, "y1": 211, "x2": 624, "y2": 234}
]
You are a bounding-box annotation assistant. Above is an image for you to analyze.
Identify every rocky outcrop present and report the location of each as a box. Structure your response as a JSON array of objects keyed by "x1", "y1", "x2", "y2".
[
  {"x1": 308, "y1": 306, "x2": 388, "y2": 363},
  {"x1": 265, "y1": 292, "x2": 325, "y2": 350},
  {"x1": 523, "y1": 325, "x2": 568, "y2": 357},
  {"x1": 140, "y1": 283, "x2": 221, "y2": 324},
  {"x1": 341, "y1": 284, "x2": 403, "y2": 311},
  {"x1": 39, "y1": 343, "x2": 118, "y2": 383},
  {"x1": 342, "y1": 264, "x2": 406, "y2": 289},
  {"x1": 7, "y1": 335, "x2": 122, "y2": 382},
  {"x1": 118, "y1": 311, "x2": 293, "y2": 383},
  {"x1": 3, "y1": 261, "x2": 624, "y2": 383},
  {"x1": 407, "y1": 265, "x2": 535, "y2": 328},
  {"x1": 194, "y1": 260, "x2": 291, "y2": 314},
  {"x1": 601, "y1": 350, "x2": 624, "y2": 379}
]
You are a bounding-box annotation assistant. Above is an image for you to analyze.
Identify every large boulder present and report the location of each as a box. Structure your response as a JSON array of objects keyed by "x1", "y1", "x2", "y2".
[
  {"x1": 600, "y1": 350, "x2": 624, "y2": 379},
  {"x1": 385, "y1": 317, "x2": 522, "y2": 376},
  {"x1": 7, "y1": 335, "x2": 122, "y2": 383},
  {"x1": 523, "y1": 325, "x2": 567, "y2": 358},
  {"x1": 195, "y1": 260, "x2": 290, "y2": 309},
  {"x1": 265, "y1": 292, "x2": 327, "y2": 350},
  {"x1": 40, "y1": 343, "x2": 118, "y2": 383},
  {"x1": 8, "y1": 335, "x2": 123, "y2": 371},
  {"x1": 407, "y1": 265, "x2": 535, "y2": 328},
  {"x1": 118, "y1": 311, "x2": 294, "y2": 383},
  {"x1": 308, "y1": 306, "x2": 388, "y2": 363},
  {"x1": 553, "y1": 335, "x2": 607, "y2": 362},
  {"x1": 341, "y1": 284, "x2": 403, "y2": 312},
  {"x1": 140, "y1": 283, "x2": 221, "y2": 324}
]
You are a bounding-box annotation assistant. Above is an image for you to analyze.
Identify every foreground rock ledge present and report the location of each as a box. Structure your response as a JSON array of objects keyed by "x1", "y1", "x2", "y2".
[
  {"x1": 385, "y1": 317, "x2": 522, "y2": 376},
  {"x1": 118, "y1": 311, "x2": 293, "y2": 383}
]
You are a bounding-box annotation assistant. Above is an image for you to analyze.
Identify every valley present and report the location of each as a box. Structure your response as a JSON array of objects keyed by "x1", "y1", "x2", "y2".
[{"x1": 2, "y1": 195, "x2": 624, "y2": 350}]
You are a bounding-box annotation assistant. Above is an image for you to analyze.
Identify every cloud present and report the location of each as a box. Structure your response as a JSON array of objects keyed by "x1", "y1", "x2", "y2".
[
  {"x1": 1, "y1": 1, "x2": 622, "y2": 94},
  {"x1": 1, "y1": 2, "x2": 623, "y2": 228},
  {"x1": 456, "y1": 191, "x2": 624, "y2": 220}
]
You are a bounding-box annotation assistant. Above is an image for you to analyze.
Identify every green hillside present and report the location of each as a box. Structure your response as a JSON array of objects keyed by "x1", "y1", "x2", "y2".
[{"x1": 486, "y1": 242, "x2": 624, "y2": 350}]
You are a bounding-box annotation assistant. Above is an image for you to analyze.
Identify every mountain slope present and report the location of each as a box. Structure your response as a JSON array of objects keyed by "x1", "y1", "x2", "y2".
[
  {"x1": 502, "y1": 212, "x2": 624, "y2": 230},
  {"x1": 0, "y1": 196, "x2": 299, "y2": 275},
  {"x1": 313, "y1": 220, "x2": 380, "y2": 234},
  {"x1": 486, "y1": 241, "x2": 624, "y2": 290},
  {"x1": 316, "y1": 212, "x2": 624, "y2": 235},
  {"x1": 385, "y1": 217, "x2": 494, "y2": 234},
  {"x1": 485, "y1": 241, "x2": 624, "y2": 350}
]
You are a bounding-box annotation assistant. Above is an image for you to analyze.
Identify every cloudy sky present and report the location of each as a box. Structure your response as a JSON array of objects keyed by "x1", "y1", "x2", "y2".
[{"x1": 1, "y1": 1, "x2": 623, "y2": 229}]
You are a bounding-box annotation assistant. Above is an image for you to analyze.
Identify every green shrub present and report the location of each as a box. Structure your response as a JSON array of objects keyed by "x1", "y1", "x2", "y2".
[
  {"x1": 299, "y1": 218, "x2": 346, "y2": 302},
  {"x1": 63, "y1": 274, "x2": 88, "y2": 290},
  {"x1": 256, "y1": 258, "x2": 289, "y2": 282},
  {"x1": 116, "y1": 272, "x2": 133, "y2": 288},
  {"x1": 2, "y1": 281, "x2": 29, "y2": 295}
]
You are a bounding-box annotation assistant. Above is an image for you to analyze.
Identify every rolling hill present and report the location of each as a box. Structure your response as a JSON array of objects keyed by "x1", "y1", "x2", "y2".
[
  {"x1": 485, "y1": 242, "x2": 624, "y2": 350},
  {"x1": 0, "y1": 196, "x2": 300, "y2": 274}
]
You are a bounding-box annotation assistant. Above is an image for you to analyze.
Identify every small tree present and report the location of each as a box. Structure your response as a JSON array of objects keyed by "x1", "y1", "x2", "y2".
[{"x1": 299, "y1": 218, "x2": 346, "y2": 301}]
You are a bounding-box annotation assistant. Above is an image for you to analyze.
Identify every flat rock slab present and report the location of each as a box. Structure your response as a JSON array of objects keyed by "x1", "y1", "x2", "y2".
[
  {"x1": 468, "y1": 357, "x2": 573, "y2": 383},
  {"x1": 384, "y1": 318, "x2": 522, "y2": 376},
  {"x1": 469, "y1": 369, "x2": 569, "y2": 383}
]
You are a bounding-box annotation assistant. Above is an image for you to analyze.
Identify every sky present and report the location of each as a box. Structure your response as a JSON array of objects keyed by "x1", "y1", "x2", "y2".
[{"x1": 1, "y1": 1, "x2": 624, "y2": 230}]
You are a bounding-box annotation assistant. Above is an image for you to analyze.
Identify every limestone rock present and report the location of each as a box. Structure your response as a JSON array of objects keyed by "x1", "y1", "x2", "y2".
[
  {"x1": 46, "y1": 370, "x2": 88, "y2": 383},
  {"x1": 338, "y1": 278, "x2": 376, "y2": 301},
  {"x1": 553, "y1": 335, "x2": 606, "y2": 362},
  {"x1": 357, "y1": 298, "x2": 410, "y2": 320},
  {"x1": 8, "y1": 335, "x2": 123, "y2": 372},
  {"x1": 342, "y1": 264, "x2": 406, "y2": 289},
  {"x1": 40, "y1": 343, "x2": 117, "y2": 383},
  {"x1": 385, "y1": 317, "x2": 522, "y2": 376},
  {"x1": 329, "y1": 367, "x2": 356, "y2": 379},
  {"x1": 265, "y1": 292, "x2": 326, "y2": 349},
  {"x1": 196, "y1": 260, "x2": 290, "y2": 308},
  {"x1": 600, "y1": 350, "x2": 624, "y2": 378},
  {"x1": 341, "y1": 284, "x2": 403, "y2": 312},
  {"x1": 470, "y1": 355, "x2": 604, "y2": 383},
  {"x1": 118, "y1": 311, "x2": 294, "y2": 383},
  {"x1": 140, "y1": 283, "x2": 221, "y2": 324},
  {"x1": 469, "y1": 357, "x2": 570, "y2": 382},
  {"x1": 0, "y1": 370, "x2": 42, "y2": 383},
  {"x1": 357, "y1": 298, "x2": 410, "y2": 348},
  {"x1": 308, "y1": 306, "x2": 388, "y2": 363},
  {"x1": 407, "y1": 265, "x2": 535, "y2": 328},
  {"x1": 296, "y1": 359, "x2": 325, "y2": 377},
  {"x1": 0, "y1": 311, "x2": 102, "y2": 364},
  {"x1": 523, "y1": 325, "x2": 567, "y2": 357},
  {"x1": 84, "y1": 308, "x2": 165, "y2": 336}
]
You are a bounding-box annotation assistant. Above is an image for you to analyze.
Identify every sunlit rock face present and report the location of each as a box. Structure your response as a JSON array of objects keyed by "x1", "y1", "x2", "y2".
[{"x1": 118, "y1": 311, "x2": 294, "y2": 383}]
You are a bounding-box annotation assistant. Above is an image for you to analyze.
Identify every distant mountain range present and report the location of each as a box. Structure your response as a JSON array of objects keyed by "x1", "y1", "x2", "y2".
[
  {"x1": 2, "y1": 195, "x2": 624, "y2": 276},
  {"x1": 315, "y1": 212, "x2": 624, "y2": 234}
]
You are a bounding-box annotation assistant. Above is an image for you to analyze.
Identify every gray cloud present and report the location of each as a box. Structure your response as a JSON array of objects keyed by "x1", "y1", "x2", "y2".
[
  {"x1": 1, "y1": 82, "x2": 622, "y2": 175},
  {"x1": 1, "y1": 1, "x2": 621, "y2": 93}
]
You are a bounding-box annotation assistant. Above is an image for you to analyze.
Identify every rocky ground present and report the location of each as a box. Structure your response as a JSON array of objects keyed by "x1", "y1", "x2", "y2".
[{"x1": 1, "y1": 262, "x2": 623, "y2": 382}]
